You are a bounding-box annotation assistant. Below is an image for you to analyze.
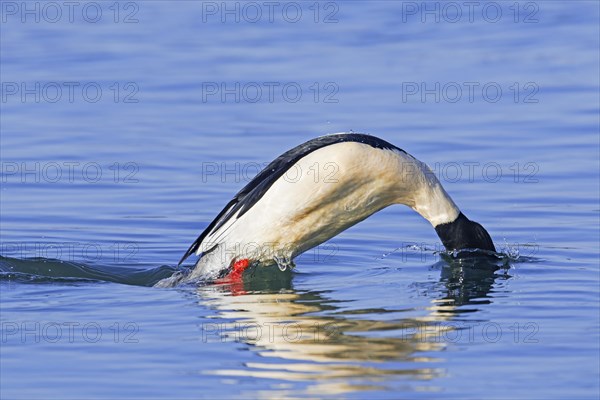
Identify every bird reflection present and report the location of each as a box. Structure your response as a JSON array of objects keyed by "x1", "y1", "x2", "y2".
[{"x1": 194, "y1": 255, "x2": 510, "y2": 395}]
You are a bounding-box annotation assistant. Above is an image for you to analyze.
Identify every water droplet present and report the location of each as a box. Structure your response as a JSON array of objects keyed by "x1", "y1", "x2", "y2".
[{"x1": 273, "y1": 255, "x2": 295, "y2": 272}]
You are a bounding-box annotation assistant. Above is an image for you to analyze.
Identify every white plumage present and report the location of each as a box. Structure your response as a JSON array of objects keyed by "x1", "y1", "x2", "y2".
[{"x1": 183, "y1": 136, "x2": 461, "y2": 282}]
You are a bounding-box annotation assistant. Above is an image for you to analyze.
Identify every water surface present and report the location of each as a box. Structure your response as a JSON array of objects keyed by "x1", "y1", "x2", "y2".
[{"x1": 1, "y1": 1, "x2": 599, "y2": 399}]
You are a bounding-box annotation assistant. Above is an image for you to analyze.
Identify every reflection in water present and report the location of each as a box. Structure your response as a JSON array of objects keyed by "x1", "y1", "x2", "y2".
[
  {"x1": 0, "y1": 253, "x2": 511, "y2": 395},
  {"x1": 195, "y1": 257, "x2": 510, "y2": 396}
]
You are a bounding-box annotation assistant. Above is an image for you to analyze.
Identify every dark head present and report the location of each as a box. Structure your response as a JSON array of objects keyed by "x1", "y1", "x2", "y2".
[{"x1": 434, "y1": 212, "x2": 496, "y2": 252}]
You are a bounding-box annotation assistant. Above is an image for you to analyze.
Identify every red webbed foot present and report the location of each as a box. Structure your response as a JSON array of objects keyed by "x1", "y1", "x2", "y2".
[{"x1": 215, "y1": 259, "x2": 251, "y2": 285}]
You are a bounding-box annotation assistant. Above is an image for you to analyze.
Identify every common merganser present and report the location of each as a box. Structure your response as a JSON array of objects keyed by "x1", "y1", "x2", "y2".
[{"x1": 178, "y1": 133, "x2": 495, "y2": 283}]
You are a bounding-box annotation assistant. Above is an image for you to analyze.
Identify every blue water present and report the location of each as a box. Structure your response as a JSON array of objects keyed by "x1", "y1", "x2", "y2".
[{"x1": 1, "y1": 1, "x2": 599, "y2": 398}]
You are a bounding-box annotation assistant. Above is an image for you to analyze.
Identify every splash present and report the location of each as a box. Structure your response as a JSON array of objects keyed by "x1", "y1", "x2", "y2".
[{"x1": 273, "y1": 254, "x2": 295, "y2": 272}]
